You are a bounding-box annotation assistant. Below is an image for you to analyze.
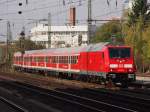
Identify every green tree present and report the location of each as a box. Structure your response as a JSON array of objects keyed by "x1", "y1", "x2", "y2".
[
  {"x1": 13, "y1": 38, "x2": 46, "y2": 52},
  {"x1": 92, "y1": 21, "x2": 124, "y2": 44},
  {"x1": 128, "y1": 0, "x2": 150, "y2": 26},
  {"x1": 124, "y1": 0, "x2": 150, "y2": 72}
]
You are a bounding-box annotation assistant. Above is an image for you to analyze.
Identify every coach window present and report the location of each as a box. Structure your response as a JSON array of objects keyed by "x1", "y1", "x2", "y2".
[
  {"x1": 62, "y1": 56, "x2": 64, "y2": 63},
  {"x1": 42, "y1": 57, "x2": 44, "y2": 62},
  {"x1": 36, "y1": 57, "x2": 38, "y2": 62},
  {"x1": 60, "y1": 56, "x2": 62, "y2": 63},
  {"x1": 63, "y1": 56, "x2": 65, "y2": 64},
  {"x1": 53, "y1": 56, "x2": 55, "y2": 63},
  {"x1": 49, "y1": 56, "x2": 51, "y2": 63},
  {"x1": 64, "y1": 56, "x2": 66, "y2": 64},
  {"x1": 59, "y1": 56, "x2": 60, "y2": 63},
  {"x1": 27, "y1": 57, "x2": 29, "y2": 62},
  {"x1": 54, "y1": 56, "x2": 56, "y2": 63},
  {"x1": 69, "y1": 56, "x2": 70, "y2": 64},
  {"x1": 72, "y1": 56, "x2": 74, "y2": 64},
  {"x1": 30, "y1": 57, "x2": 32, "y2": 62},
  {"x1": 66, "y1": 56, "x2": 68, "y2": 64},
  {"x1": 33, "y1": 57, "x2": 36, "y2": 62},
  {"x1": 28, "y1": 57, "x2": 30, "y2": 62},
  {"x1": 64, "y1": 56, "x2": 65, "y2": 63},
  {"x1": 40, "y1": 57, "x2": 42, "y2": 62},
  {"x1": 39, "y1": 57, "x2": 42, "y2": 62},
  {"x1": 26, "y1": 57, "x2": 28, "y2": 62},
  {"x1": 76, "y1": 56, "x2": 78, "y2": 63},
  {"x1": 75, "y1": 56, "x2": 77, "y2": 64},
  {"x1": 52, "y1": 57, "x2": 54, "y2": 63},
  {"x1": 74, "y1": 56, "x2": 76, "y2": 64},
  {"x1": 71, "y1": 56, "x2": 73, "y2": 64},
  {"x1": 39, "y1": 57, "x2": 41, "y2": 62},
  {"x1": 53, "y1": 56, "x2": 54, "y2": 63},
  {"x1": 61, "y1": 56, "x2": 63, "y2": 63},
  {"x1": 38, "y1": 57, "x2": 41, "y2": 62},
  {"x1": 70, "y1": 56, "x2": 72, "y2": 64},
  {"x1": 56, "y1": 56, "x2": 58, "y2": 63},
  {"x1": 46, "y1": 57, "x2": 48, "y2": 63},
  {"x1": 52, "y1": 56, "x2": 55, "y2": 63},
  {"x1": 20, "y1": 57, "x2": 23, "y2": 61}
]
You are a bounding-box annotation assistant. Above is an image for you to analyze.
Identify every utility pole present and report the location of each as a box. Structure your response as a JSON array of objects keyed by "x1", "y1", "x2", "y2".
[
  {"x1": 88, "y1": 0, "x2": 92, "y2": 44},
  {"x1": 6, "y1": 21, "x2": 12, "y2": 63},
  {"x1": 48, "y1": 12, "x2": 51, "y2": 48}
]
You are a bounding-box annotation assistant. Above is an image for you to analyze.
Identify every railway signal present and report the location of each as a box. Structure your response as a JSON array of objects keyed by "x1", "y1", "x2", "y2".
[{"x1": 19, "y1": 27, "x2": 25, "y2": 54}]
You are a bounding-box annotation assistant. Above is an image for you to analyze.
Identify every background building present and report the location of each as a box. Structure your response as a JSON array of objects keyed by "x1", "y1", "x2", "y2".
[
  {"x1": 29, "y1": 7, "x2": 96, "y2": 48},
  {"x1": 30, "y1": 24, "x2": 96, "y2": 48}
]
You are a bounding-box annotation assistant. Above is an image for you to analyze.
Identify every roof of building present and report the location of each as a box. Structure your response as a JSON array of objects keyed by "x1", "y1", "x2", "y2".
[{"x1": 31, "y1": 24, "x2": 90, "y2": 32}]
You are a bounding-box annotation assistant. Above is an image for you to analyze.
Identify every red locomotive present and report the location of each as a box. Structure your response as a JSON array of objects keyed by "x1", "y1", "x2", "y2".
[{"x1": 13, "y1": 42, "x2": 136, "y2": 86}]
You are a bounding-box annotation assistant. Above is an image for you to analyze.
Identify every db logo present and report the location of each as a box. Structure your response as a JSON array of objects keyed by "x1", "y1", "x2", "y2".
[{"x1": 119, "y1": 64, "x2": 123, "y2": 68}]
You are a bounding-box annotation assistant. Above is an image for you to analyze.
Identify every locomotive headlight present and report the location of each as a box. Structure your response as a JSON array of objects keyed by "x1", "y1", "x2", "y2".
[
  {"x1": 109, "y1": 64, "x2": 118, "y2": 68},
  {"x1": 124, "y1": 64, "x2": 133, "y2": 68}
]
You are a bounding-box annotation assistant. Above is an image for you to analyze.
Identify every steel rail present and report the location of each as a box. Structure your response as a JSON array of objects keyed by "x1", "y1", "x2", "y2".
[
  {"x1": 0, "y1": 96, "x2": 29, "y2": 112},
  {"x1": 10, "y1": 82, "x2": 137, "y2": 112}
]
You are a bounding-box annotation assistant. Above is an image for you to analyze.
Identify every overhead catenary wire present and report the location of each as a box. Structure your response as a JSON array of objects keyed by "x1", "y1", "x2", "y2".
[
  {"x1": 0, "y1": 0, "x2": 126, "y2": 41},
  {"x1": 0, "y1": 0, "x2": 87, "y2": 17},
  {"x1": 0, "y1": 0, "x2": 17, "y2": 5}
]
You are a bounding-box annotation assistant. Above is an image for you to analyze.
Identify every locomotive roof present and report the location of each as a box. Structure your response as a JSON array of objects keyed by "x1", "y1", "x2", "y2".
[{"x1": 14, "y1": 42, "x2": 110, "y2": 56}]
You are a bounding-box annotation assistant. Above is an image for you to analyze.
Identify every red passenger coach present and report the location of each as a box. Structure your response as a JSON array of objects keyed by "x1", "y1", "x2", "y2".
[{"x1": 13, "y1": 42, "x2": 136, "y2": 86}]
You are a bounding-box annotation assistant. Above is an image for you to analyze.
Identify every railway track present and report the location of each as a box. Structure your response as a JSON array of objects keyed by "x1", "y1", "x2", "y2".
[
  {"x1": 0, "y1": 81, "x2": 137, "y2": 112},
  {"x1": 56, "y1": 88, "x2": 150, "y2": 112},
  {"x1": 0, "y1": 96, "x2": 28, "y2": 112}
]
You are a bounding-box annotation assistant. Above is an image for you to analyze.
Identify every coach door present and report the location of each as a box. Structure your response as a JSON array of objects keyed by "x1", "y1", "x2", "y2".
[{"x1": 80, "y1": 52, "x2": 88, "y2": 74}]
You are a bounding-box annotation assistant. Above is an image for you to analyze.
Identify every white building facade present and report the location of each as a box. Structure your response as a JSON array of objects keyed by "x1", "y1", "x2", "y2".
[{"x1": 30, "y1": 24, "x2": 95, "y2": 48}]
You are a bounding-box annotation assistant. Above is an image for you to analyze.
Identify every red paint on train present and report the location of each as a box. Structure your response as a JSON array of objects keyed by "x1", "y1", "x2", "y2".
[{"x1": 13, "y1": 43, "x2": 136, "y2": 84}]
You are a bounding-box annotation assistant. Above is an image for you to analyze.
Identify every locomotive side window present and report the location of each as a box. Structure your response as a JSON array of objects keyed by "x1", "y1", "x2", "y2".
[{"x1": 109, "y1": 48, "x2": 131, "y2": 58}]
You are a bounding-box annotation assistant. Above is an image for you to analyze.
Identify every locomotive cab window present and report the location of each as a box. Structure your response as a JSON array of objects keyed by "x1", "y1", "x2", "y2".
[{"x1": 109, "y1": 48, "x2": 131, "y2": 58}]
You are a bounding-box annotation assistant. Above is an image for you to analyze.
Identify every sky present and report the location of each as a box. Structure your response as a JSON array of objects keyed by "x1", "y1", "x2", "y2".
[{"x1": 0, "y1": 0, "x2": 129, "y2": 41}]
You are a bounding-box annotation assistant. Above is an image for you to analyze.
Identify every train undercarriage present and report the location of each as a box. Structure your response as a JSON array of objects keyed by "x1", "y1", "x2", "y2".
[{"x1": 14, "y1": 66, "x2": 136, "y2": 88}]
